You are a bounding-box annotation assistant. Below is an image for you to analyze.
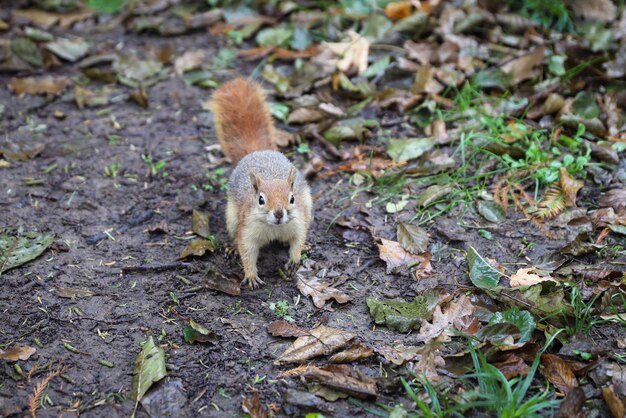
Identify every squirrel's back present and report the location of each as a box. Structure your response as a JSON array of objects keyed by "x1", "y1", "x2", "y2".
[{"x1": 210, "y1": 78, "x2": 275, "y2": 164}]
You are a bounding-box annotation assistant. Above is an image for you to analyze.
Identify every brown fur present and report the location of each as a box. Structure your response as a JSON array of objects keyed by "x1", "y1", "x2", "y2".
[{"x1": 210, "y1": 78, "x2": 275, "y2": 164}]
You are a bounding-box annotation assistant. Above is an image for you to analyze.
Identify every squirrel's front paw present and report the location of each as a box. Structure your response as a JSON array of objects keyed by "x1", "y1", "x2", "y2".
[
  {"x1": 242, "y1": 275, "x2": 264, "y2": 289},
  {"x1": 285, "y1": 259, "x2": 300, "y2": 276}
]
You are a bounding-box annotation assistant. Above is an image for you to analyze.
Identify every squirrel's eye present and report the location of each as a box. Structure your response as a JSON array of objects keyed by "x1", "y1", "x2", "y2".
[
  {"x1": 258, "y1": 195, "x2": 265, "y2": 205},
  {"x1": 289, "y1": 194, "x2": 295, "y2": 204}
]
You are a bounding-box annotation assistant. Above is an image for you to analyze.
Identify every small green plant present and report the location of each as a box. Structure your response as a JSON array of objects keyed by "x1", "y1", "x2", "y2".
[
  {"x1": 269, "y1": 300, "x2": 294, "y2": 322},
  {"x1": 104, "y1": 163, "x2": 120, "y2": 177},
  {"x1": 297, "y1": 142, "x2": 311, "y2": 155},
  {"x1": 505, "y1": 0, "x2": 573, "y2": 32},
  {"x1": 141, "y1": 154, "x2": 168, "y2": 178},
  {"x1": 203, "y1": 167, "x2": 227, "y2": 191},
  {"x1": 566, "y1": 285, "x2": 605, "y2": 335}
]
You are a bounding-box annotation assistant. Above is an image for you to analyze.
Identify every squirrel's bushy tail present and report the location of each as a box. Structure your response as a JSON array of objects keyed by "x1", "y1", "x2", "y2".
[{"x1": 210, "y1": 78, "x2": 276, "y2": 164}]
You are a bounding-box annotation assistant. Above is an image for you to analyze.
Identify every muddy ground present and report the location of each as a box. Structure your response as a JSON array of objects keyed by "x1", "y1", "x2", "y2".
[{"x1": 1, "y1": 7, "x2": 625, "y2": 418}]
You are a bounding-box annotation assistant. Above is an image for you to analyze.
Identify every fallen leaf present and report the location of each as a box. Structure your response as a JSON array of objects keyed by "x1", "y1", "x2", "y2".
[
  {"x1": 174, "y1": 50, "x2": 205, "y2": 75},
  {"x1": 417, "y1": 295, "x2": 475, "y2": 344},
  {"x1": 397, "y1": 222, "x2": 430, "y2": 254},
  {"x1": 10, "y1": 37, "x2": 42, "y2": 67},
  {"x1": 328, "y1": 343, "x2": 374, "y2": 363},
  {"x1": 296, "y1": 268, "x2": 351, "y2": 309},
  {"x1": 569, "y1": 0, "x2": 616, "y2": 22},
  {"x1": 0, "y1": 346, "x2": 36, "y2": 362},
  {"x1": 8, "y1": 76, "x2": 70, "y2": 96},
  {"x1": 603, "y1": 384, "x2": 626, "y2": 418},
  {"x1": 275, "y1": 324, "x2": 354, "y2": 365},
  {"x1": 183, "y1": 319, "x2": 220, "y2": 344},
  {"x1": 559, "y1": 167, "x2": 583, "y2": 207},
  {"x1": 558, "y1": 387, "x2": 586, "y2": 418},
  {"x1": 0, "y1": 230, "x2": 54, "y2": 273},
  {"x1": 45, "y1": 37, "x2": 89, "y2": 62},
  {"x1": 367, "y1": 291, "x2": 442, "y2": 333},
  {"x1": 408, "y1": 344, "x2": 445, "y2": 382},
  {"x1": 287, "y1": 107, "x2": 326, "y2": 124},
  {"x1": 377, "y1": 344, "x2": 422, "y2": 365},
  {"x1": 377, "y1": 238, "x2": 429, "y2": 274},
  {"x1": 322, "y1": 30, "x2": 369, "y2": 76},
  {"x1": 55, "y1": 286, "x2": 95, "y2": 298},
  {"x1": 599, "y1": 188, "x2": 626, "y2": 210},
  {"x1": 179, "y1": 239, "x2": 215, "y2": 259},
  {"x1": 0, "y1": 143, "x2": 45, "y2": 161},
  {"x1": 385, "y1": 1, "x2": 412, "y2": 21},
  {"x1": 303, "y1": 364, "x2": 377, "y2": 399},
  {"x1": 241, "y1": 392, "x2": 268, "y2": 418},
  {"x1": 509, "y1": 268, "x2": 557, "y2": 287},
  {"x1": 267, "y1": 320, "x2": 308, "y2": 338},
  {"x1": 501, "y1": 46, "x2": 545, "y2": 85},
  {"x1": 191, "y1": 210, "x2": 210, "y2": 238},
  {"x1": 204, "y1": 270, "x2": 240, "y2": 296},
  {"x1": 492, "y1": 354, "x2": 530, "y2": 379},
  {"x1": 74, "y1": 85, "x2": 110, "y2": 108},
  {"x1": 540, "y1": 353, "x2": 578, "y2": 395},
  {"x1": 131, "y1": 336, "x2": 166, "y2": 401}
]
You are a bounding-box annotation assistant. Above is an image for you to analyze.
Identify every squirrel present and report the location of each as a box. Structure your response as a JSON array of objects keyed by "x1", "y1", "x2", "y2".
[{"x1": 209, "y1": 78, "x2": 313, "y2": 289}]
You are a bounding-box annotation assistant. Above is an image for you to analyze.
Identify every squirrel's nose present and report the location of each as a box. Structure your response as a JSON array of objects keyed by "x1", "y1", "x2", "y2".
[{"x1": 274, "y1": 209, "x2": 284, "y2": 220}]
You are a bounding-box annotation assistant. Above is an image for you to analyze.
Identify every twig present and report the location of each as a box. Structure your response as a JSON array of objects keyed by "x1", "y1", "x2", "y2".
[
  {"x1": 85, "y1": 209, "x2": 154, "y2": 245},
  {"x1": 120, "y1": 261, "x2": 191, "y2": 273}
]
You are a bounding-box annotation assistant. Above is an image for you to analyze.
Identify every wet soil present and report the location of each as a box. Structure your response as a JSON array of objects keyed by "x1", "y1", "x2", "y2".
[{"x1": 0, "y1": 9, "x2": 624, "y2": 418}]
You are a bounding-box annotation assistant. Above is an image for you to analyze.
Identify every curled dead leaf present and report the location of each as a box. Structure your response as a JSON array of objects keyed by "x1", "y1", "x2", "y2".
[
  {"x1": 0, "y1": 345, "x2": 36, "y2": 362},
  {"x1": 275, "y1": 324, "x2": 354, "y2": 365},
  {"x1": 541, "y1": 353, "x2": 578, "y2": 395},
  {"x1": 509, "y1": 268, "x2": 557, "y2": 287}
]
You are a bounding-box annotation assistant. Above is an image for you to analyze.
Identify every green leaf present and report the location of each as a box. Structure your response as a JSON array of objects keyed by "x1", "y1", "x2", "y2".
[
  {"x1": 291, "y1": 26, "x2": 312, "y2": 51},
  {"x1": 270, "y1": 102, "x2": 290, "y2": 123},
  {"x1": 466, "y1": 246, "x2": 501, "y2": 289},
  {"x1": 0, "y1": 230, "x2": 54, "y2": 274},
  {"x1": 363, "y1": 56, "x2": 391, "y2": 79},
  {"x1": 367, "y1": 291, "x2": 440, "y2": 333},
  {"x1": 572, "y1": 90, "x2": 600, "y2": 119},
  {"x1": 183, "y1": 319, "x2": 220, "y2": 344},
  {"x1": 387, "y1": 138, "x2": 435, "y2": 162},
  {"x1": 472, "y1": 68, "x2": 511, "y2": 89},
  {"x1": 10, "y1": 38, "x2": 43, "y2": 67},
  {"x1": 256, "y1": 27, "x2": 293, "y2": 48},
  {"x1": 130, "y1": 336, "x2": 166, "y2": 401},
  {"x1": 85, "y1": 0, "x2": 126, "y2": 13},
  {"x1": 476, "y1": 307, "x2": 535, "y2": 345},
  {"x1": 477, "y1": 201, "x2": 506, "y2": 223},
  {"x1": 548, "y1": 55, "x2": 566, "y2": 76}
]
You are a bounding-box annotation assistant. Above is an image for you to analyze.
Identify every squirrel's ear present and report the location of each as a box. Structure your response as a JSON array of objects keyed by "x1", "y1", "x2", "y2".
[
  {"x1": 249, "y1": 172, "x2": 261, "y2": 193},
  {"x1": 287, "y1": 167, "x2": 296, "y2": 190}
]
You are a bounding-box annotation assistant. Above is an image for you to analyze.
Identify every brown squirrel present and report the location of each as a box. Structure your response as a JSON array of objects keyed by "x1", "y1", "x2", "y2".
[{"x1": 210, "y1": 78, "x2": 313, "y2": 288}]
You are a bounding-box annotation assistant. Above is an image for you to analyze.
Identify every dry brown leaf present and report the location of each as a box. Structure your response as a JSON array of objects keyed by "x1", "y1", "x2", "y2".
[
  {"x1": 408, "y1": 345, "x2": 445, "y2": 382},
  {"x1": 599, "y1": 188, "x2": 626, "y2": 210},
  {"x1": 296, "y1": 272, "x2": 351, "y2": 309},
  {"x1": 377, "y1": 238, "x2": 429, "y2": 274},
  {"x1": 558, "y1": 387, "x2": 586, "y2": 418},
  {"x1": 377, "y1": 344, "x2": 422, "y2": 365},
  {"x1": 12, "y1": 9, "x2": 93, "y2": 30},
  {"x1": 493, "y1": 354, "x2": 530, "y2": 379},
  {"x1": 274, "y1": 128, "x2": 296, "y2": 147},
  {"x1": 417, "y1": 295, "x2": 475, "y2": 344},
  {"x1": 328, "y1": 343, "x2": 374, "y2": 363},
  {"x1": 568, "y1": 0, "x2": 616, "y2": 22},
  {"x1": 275, "y1": 324, "x2": 354, "y2": 365},
  {"x1": 559, "y1": 167, "x2": 583, "y2": 207},
  {"x1": 241, "y1": 391, "x2": 268, "y2": 418},
  {"x1": 541, "y1": 353, "x2": 578, "y2": 395},
  {"x1": 501, "y1": 46, "x2": 545, "y2": 85},
  {"x1": 267, "y1": 320, "x2": 308, "y2": 338},
  {"x1": 174, "y1": 50, "x2": 205, "y2": 75},
  {"x1": 179, "y1": 239, "x2": 215, "y2": 259},
  {"x1": 509, "y1": 268, "x2": 557, "y2": 287},
  {"x1": 204, "y1": 270, "x2": 240, "y2": 296},
  {"x1": 303, "y1": 364, "x2": 377, "y2": 399},
  {"x1": 385, "y1": 1, "x2": 413, "y2": 20},
  {"x1": 603, "y1": 384, "x2": 626, "y2": 418},
  {"x1": 287, "y1": 107, "x2": 327, "y2": 124},
  {"x1": 191, "y1": 210, "x2": 210, "y2": 239},
  {"x1": 55, "y1": 286, "x2": 95, "y2": 298},
  {"x1": 8, "y1": 76, "x2": 70, "y2": 97},
  {"x1": 322, "y1": 30, "x2": 370, "y2": 76},
  {"x1": 0, "y1": 345, "x2": 36, "y2": 362},
  {"x1": 412, "y1": 65, "x2": 443, "y2": 94}
]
